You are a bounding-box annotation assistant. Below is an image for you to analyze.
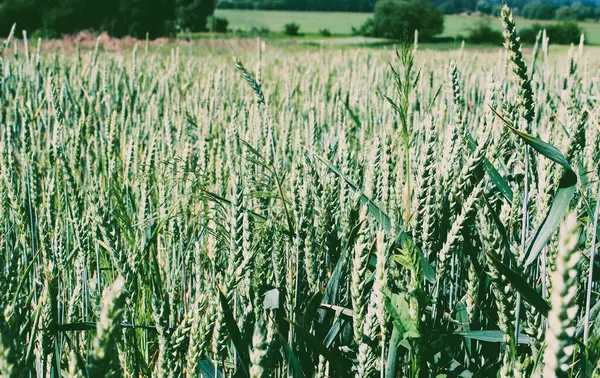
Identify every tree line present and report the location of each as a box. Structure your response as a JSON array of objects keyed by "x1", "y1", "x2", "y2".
[
  {"x1": 218, "y1": 0, "x2": 600, "y2": 20},
  {"x1": 218, "y1": 0, "x2": 378, "y2": 12},
  {"x1": 0, "y1": 0, "x2": 218, "y2": 37},
  {"x1": 520, "y1": 0, "x2": 600, "y2": 21}
]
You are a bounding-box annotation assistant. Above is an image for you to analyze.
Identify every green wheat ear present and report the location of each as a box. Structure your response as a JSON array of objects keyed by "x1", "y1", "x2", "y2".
[
  {"x1": 88, "y1": 277, "x2": 128, "y2": 377},
  {"x1": 501, "y1": 4, "x2": 535, "y2": 127},
  {"x1": 0, "y1": 16, "x2": 597, "y2": 378},
  {"x1": 234, "y1": 56, "x2": 265, "y2": 105},
  {"x1": 543, "y1": 212, "x2": 581, "y2": 378},
  {"x1": 249, "y1": 315, "x2": 268, "y2": 378}
]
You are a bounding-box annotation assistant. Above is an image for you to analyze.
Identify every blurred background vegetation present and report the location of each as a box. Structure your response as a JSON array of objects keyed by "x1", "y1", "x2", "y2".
[
  {"x1": 0, "y1": 0, "x2": 217, "y2": 37},
  {"x1": 0, "y1": 0, "x2": 598, "y2": 44}
]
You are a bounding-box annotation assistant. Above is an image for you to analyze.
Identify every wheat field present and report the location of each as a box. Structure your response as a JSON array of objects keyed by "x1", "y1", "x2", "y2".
[{"x1": 0, "y1": 7, "x2": 599, "y2": 377}]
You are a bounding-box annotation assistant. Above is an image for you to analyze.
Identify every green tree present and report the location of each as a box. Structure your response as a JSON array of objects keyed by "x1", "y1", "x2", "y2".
[
  {"x1": 105, "y1": 0, "x2": 176, "y2": 37},
  {"x1": 476, "y1": 0, "x2": 492, "y2": 14},
  {"x1": 176, "y1": 0, "x2": 217, "y2": 32},
  {"x1": 556, "y1": 5, "x2": 574, "y2": 20},
  {"x1": 0, "y1": 0, "x2": 217, "y2": 37},
  {"x1": 466, "y1": 19, "x2": 503, "y2": 43},
  {"x1": 522, "y1": 0, "x2": 557, "y2": 20},
  {"x1": 437, "y1": 0, "x2": 458, "y2": 14},
  {"x1": 0, "y1": 0, "x2": 45, "y2": 34},
  {"x1": 370, "y1": 0, "x2": 444, "y2": 40},
  {"x1": 570, "y1": 1, "x2": 596, "y2": 21},
  {"x1": 519, "y1": 21, "x2": 583, "y2": 44}
]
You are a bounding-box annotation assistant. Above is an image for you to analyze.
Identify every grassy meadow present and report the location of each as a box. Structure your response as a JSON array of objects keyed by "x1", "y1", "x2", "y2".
[
  {"x1": 215, "y1": 9, "x2": 600, "y2": 44},
  {"x1": 214, "y1": 9, "x2": 372, "y2": 35},
  {"x1": 0, "y1": 6, "x2": 600, "y2": 378}
]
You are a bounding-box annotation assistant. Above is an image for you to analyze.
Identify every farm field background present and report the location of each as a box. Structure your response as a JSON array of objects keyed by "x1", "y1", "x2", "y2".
[
  {"x1": 215, "y1": 9, "x2": 600, "y2": 44},
  {"x1": 0, "y1": 5, "x2": 599, "y2": 378}
]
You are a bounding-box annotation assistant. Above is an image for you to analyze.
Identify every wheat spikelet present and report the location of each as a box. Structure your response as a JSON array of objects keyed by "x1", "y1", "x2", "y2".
[
  {"x1": 351, "y1": 215, "x2": 369, "y2": 344},
  {"x1": 543, "y1": 212, "x2": 581, "y2": 378},
  {"x1": 437, "y1": 181, "x2": 484, "y2": 280},
  {"x1": 249, "y1": 316, "x2": 268, "y2": 378},
  {"x1": 234, "y1": 57, "x2": 265, "y2": 105},
  {"x1": 88, "y1": 277, "x2": 127, "y2": 377},
  {"x1": 501, "y1": 5, "x2": 535, "y2": 126}
]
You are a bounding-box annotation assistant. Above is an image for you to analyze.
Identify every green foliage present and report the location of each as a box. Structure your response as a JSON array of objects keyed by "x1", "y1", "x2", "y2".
[
  {"x1": 218, "y1": 0, "x2": 377, "y2": 12},
  {"x1": 284, "y1": 22, "x2": 300, "y2": 35},
  {"x1": 352, "y1": 18, "x2": 375, "y2": 36},
  {"x1": 216, "y1": 10, "x2": 600, "y2": 44},
  {"x1": 522, "y1": 0, "x2": 557, "y2": 20},
  {"x1": 175, "y1": 0, "x2": 217, "y2": 32},
  {"x1": 385, "y1": 293, "x2": 420, "y2": 340},
  {"x1": 0, "y1": 0, "x2": 217, "y2": 37},
  {"x1": 319, "y1": 28, "x2": 331, "y2": 37},
  {"x1": 219, "y1": 0, "x2": 256, "y2": 9},
  {"x1": 106, "y1": 0, "x2": 178, "y2": 37},
  {"x1": 437, "y1": 0, "x2": 458, "y2": 13},
  {"x1": 519, "y1": 21, "x2": 584, "y2": 44},
  {"x1": 0, "y1": 6, "x2": 598, "y2": 378},
  {"x1": 366, "y1": 0, "x2": 444, "y2": 40},
  {"x1": 432, "y1": 0, "x2": 479, "y2": 14},
  {"x1": 476, "y1": 0, "x2": 492, "y2": 15},
  {"x1": 555, "y1": 1, "x2": 599, "y2": 21},
  {"x1": 555, "y1": 5, "x2": 574, "y2": 20},
  {"x1": 209, "y1": 16, "x2": 229, "y2": 33},
  {"x1": 253, "y1": 25, "x2": 272, "y2": 35},
  {"x1": 466, "y1": 20, "x2": 504, "y2": 44}
]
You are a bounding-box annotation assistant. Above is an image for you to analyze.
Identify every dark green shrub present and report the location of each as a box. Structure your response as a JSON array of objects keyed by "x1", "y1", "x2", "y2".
[
  {"x1": 546, "y1": 22, "x2": 583, "y2": 44},
  {"x1": 519, "y1": 21, "x2": 583, "y2": 44},
  {"x1": 353, "y1": 18, "x2": 375, "y2": 36},
  {"x1": 209, "y1": 16, "x2": 229, "y2": 33},
  {"x1": 251, "y1": 26, "x2": 271, "y2": 35},
  {"x1": 466, "y1": 20, "x2": 503, "y2": 44},
  {"x1": 284, "y1": 22, "x2": 300, "y2": 36},
  {"x1": 366, "y1": 0, "x2": 444, "y2": 41},
  {"x1": 518, "y1": 24, "x2": 542, "y2": 43},
  {"x1": 320, "y1": 28, "x2": 332, "y2": 37}
]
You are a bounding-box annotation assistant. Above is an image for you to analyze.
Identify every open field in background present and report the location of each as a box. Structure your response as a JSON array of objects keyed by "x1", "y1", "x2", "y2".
[
  {"x1": 215, "y1": 9, "x2": 600, "y2": 44},
  {"x1": 0, "y1": 5, "x2": 599, "y2": 372},
  {"x1": 441, "y1": 14, "x2": 600, "y2": 43},
  {"x1": 7, "y1": 30, "x2": 599, "y2": 56},
  {"x1": 214, "y1": 9, "x2": 372, "y2": 35}
]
